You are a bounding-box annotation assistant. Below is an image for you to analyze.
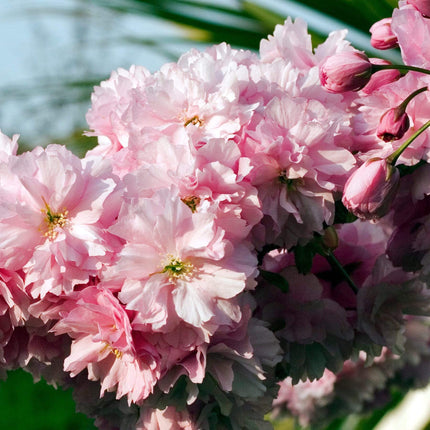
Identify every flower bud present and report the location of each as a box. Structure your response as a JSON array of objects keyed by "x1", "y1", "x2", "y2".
[
  {"x1": 370, "y1": 18, "x2": 399, "y2": 50},
  {"x1": 377, "y1": 107, "x2": 410, "y2": 141},
  {"x1": 319, "y1": 51, "x2": 373, "y2": 93},
  {"x1": 322, "y1": 226, "x2": 339, "y2": 251},
  {"x1": 361, "y1": 59, "x2": 401, "y2": 94},
  {"x1": 407, "y1": 0, "x2": 430, "y2": 17},
  {"x1": 342, "y1": 158, "x2": 400, "y2": 219}
]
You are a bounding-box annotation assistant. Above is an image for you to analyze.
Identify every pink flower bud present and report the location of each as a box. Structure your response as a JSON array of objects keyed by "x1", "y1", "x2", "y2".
[
  {"x1": 407, "y1": 0, "x2": 430, "y2": 17},
  {"x1": 370, "y1": 18, "x2": 399, "y2": 50},
  {"x1": 342, "y1": 158, "x2": 400, "y2": 219},
  {"x1": 361, "y1": 59, "x2": 401, "y2": 94},
  {"x1": 319, "y1": 51, "x2": 373, "y2": 93},
  {"x1": 377, "y1": 107, "x2": 410, "y2": 141}
]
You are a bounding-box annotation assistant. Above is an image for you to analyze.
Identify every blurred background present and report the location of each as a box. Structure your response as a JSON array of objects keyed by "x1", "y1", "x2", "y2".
[{"x1": 3, "y1": 0, "x2": 426, "y2": 429}]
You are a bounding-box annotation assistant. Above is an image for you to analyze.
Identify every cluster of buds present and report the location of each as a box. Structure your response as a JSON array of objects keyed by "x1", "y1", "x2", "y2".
[{"x1": 319, "y1": 10, "x2": 430, "y2": 220}]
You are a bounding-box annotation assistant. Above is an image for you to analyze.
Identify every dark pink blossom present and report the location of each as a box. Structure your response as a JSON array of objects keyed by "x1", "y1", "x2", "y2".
[
  {"x1": 319, "y1": 51, "x2": 373, "y2": 93},
  {"x1": 377, "y1": 106, "x2": 410, "y2": 141},
  {"x1": 361, "y1": 59, "x2": 401, "y2": 94},
  {"x1": 342, "y1": 158, "x2": 400, "y2": 219},
  {"x1": 370, "y1": 18, "x2": 399, "y2": 50}
]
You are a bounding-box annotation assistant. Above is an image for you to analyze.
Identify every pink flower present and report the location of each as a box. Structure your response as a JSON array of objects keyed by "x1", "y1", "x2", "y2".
[
  {"x1": 370, "y1": 18, "x2": 399, "y2": 50},
  {"x1": 85, "y1": 65, "x2": 152, "y2": 156},
  {"x1": 0, "y1": 269, "x2": 30, "y2": 366},
  {"x1": 0, "y1": 131, "x2": 19, "y2": 162},
  {"x1": 241, "y1": 94, "x2": 355, "y2": 247},
  {"x1": 319, "y1": 51, "x2": 373, "y2": 93},
  {"x1": 0, "y1": 145, "x2": 119, "y2": 297},
  {"x1": 342, "y1": 158, "x2": 400, "y2": 219},
  {"x1": 407, "y1": 0, "x2": 430, "y2": 17},
  {"x1": 259, "y1": 17, "x2": 315, "y2": 68},
  {"x1": 352, "y1": 72, "x2": 430, "y2": 161},
  {"x1": 137, "y1": 406, "x2": 196, "y2": 430},
  {"x1": 361, "y1": 59, "x2": 401, "y2": 94},
  {"x1": 0, "y1": 269, "x2": 29, "y2": 328},
  {"x1": 107, "y1": 187, "x2": 257, "y2": 340},
  {"x1": 377, "y1": 106, "x2": 410, "y2": 141},
  {"x1": 256, "y1": 266, "x2": 354, "y2": 381},
  {"x1": 392, "y1": 3, "x2": 430, "y2": 67},
  {"x1": 273, "y1": 371, "x2": 336, "y2": 427},
  {"x1": 52, "y1": 286, "x2": 160, "y2": 404},
  {"x1": 310, "y1": 220, "x2": 390, "y2": 308},
  {"x1": 357, "y1": 257, "x2": 430, "y2": 353}
]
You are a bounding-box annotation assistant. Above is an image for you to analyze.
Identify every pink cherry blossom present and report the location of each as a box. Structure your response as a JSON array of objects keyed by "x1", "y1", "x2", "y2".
[
  {"x1": 357, "y1": 257, "x2": 430, "y2": 353},
  {"x1": 392, "y1": 2, "x2": 430, "y2": 67},
  {"x1": 0, "y1": 130, "x2": 19, "y2": 162},
  {"x1": 137, "y1": 406, "x2": 196, "y2": 430},
  {"x1": 273, "y1": 370, "x2": 336, "y2": 427},
  {"x1": 120, "y1": 137, "x2": 262, "y2": 245},
  {"x1": 242, "y1": 94, "x2": 355, "y2": 247},
  {"x1": 319, "y1": 51, "x2": 373, "y2": 93},
  {"x1": 0, "y1": 144, "x2": 119, "y2": 297},
  {"x1": 377, "y1": 106, "x2": 410, "y2": 141},
  {"x1": 361, "y1": 59, "x2": 401, "y2": 95},
  {"x1": 342, "y1": 158, "x2": 400, "y2": 219},
  {"x1": 353, "y1": 72, "x2": 430, "y2": 160},
  {"x1": 52, "y1": 286, "x2": 160, "y2": 404},
  {"x1": 407, "y1": 0, "x2": 430, "y2": 18},
  {"x1": 86, "y1": 65, "x2": 152, "y2": 157},
  {"x1": 370, "y1": 18, "x2": 399, "y2": 50},
  {"x1": 107, "y1": 187, "x2": 257, "y2": 342}
]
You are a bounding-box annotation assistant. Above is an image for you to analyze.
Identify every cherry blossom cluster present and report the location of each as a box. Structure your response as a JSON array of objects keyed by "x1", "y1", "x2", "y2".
[
  {"x1": 273, "y1": 0, "x2": 430, "y2": 426},
  {"x1": 2, "y1": 0, "x2": 430, "y2": 428}
]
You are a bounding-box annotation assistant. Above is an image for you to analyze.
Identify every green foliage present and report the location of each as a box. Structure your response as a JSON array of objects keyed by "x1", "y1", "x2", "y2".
[
  {"x1": 90, "y1": 0, "x2": 398, "y2": 53},
  {"x1": 334, "y1": 200, "x2": 358, "y2": 225},
  {"x1": 293, "y1": 242, "x2": 316, "y2": 274},
  {"x1": 397, "y1": 159, "x2": 427, "y2": 177},
  {"x1": 280, "y1": 0, "x2": 397, "y2": 35},
  {"x1": 0, "y1": 369, "x2": 95, "y2": 430},
  {"x1": 260, "y1": 269, "x2": 289, "y2": 292}
]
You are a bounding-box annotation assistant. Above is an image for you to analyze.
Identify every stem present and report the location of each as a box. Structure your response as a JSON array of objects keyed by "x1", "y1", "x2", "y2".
[
  {"x1": 325, "y1": 250, "x2": 359, "y2": 294},
  {"x1": 372, "y1": 64, "x2": 430, "y2": 76},
  {"x1": 387, "y1": 119, "x2": 430, "y2": 165},
  {"x1": 398, "y1": 86, "x2": 428, "y2": 111}
]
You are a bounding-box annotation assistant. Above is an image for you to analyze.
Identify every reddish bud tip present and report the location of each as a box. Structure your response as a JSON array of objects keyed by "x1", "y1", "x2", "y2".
[
  {"x1": 377, "y1": 108, "x2": 410, "y2": 142},
  {"x1": 370, "y1": 18, "x2": 399, "y2": 50},
  {"x1": 342, "y1": 158, "x2": 400, "y2": 219},
  {"x1": 319, "y1": 51, "x2": 373, "y2": 93}
]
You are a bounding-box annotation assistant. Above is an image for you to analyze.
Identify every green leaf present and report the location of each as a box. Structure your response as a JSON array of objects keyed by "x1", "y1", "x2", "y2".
[
  {"x1": 260, "y1": 269, "x2": 289, "y2": 292},
  {"x1": 293, "y1": 243, "x2": 315, "y2": 274},
  {"x1": 397, "y1": 159, "x2": 426, "y2": 177},
  {"x1": 334, "y1": 199, "x2": 358, "y2": 224}
]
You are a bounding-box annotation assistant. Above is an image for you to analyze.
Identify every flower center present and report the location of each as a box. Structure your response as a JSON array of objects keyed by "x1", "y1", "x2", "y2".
[
  {"x1": 162, "y1": 254, "x2": 194, "y2": 280},
  {"x1": 41, "y1": 199, "x2": 68, "y2": 240},
  {"x1": 100, "y1": 342, "x2": 123, "y2": 359},
  {"x1": 181, "y1": 195, "x2": 201, "y2": 213},
  {"x1": 278, "y1": 171, "x2": 304, "y2": 189},
  {"x1": 184, "y1": 115, "x2": 204, "y2": 127}
]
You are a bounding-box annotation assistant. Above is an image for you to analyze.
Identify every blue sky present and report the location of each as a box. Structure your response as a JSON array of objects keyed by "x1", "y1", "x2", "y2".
[{"x1": 0, "y1": 0, "x2": 401, "y2": 147}]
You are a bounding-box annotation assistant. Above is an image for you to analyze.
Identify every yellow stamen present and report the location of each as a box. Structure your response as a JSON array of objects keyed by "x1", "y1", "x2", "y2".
[
  {"x1": 161, "y1": 254, "x2": 194, "y2": 280},
  {"x1": 184, "y1": 115, "x2": 204, "y2": 127},
  {"x1": 40, "y1": 197, "x2": 68, "y2": 240},
  {"x1": 99, "y1": 342, "x2": 123, "y2": 359},
  {"x1": 181, "y1": 195, "x2": 201, "y2": 213}
]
